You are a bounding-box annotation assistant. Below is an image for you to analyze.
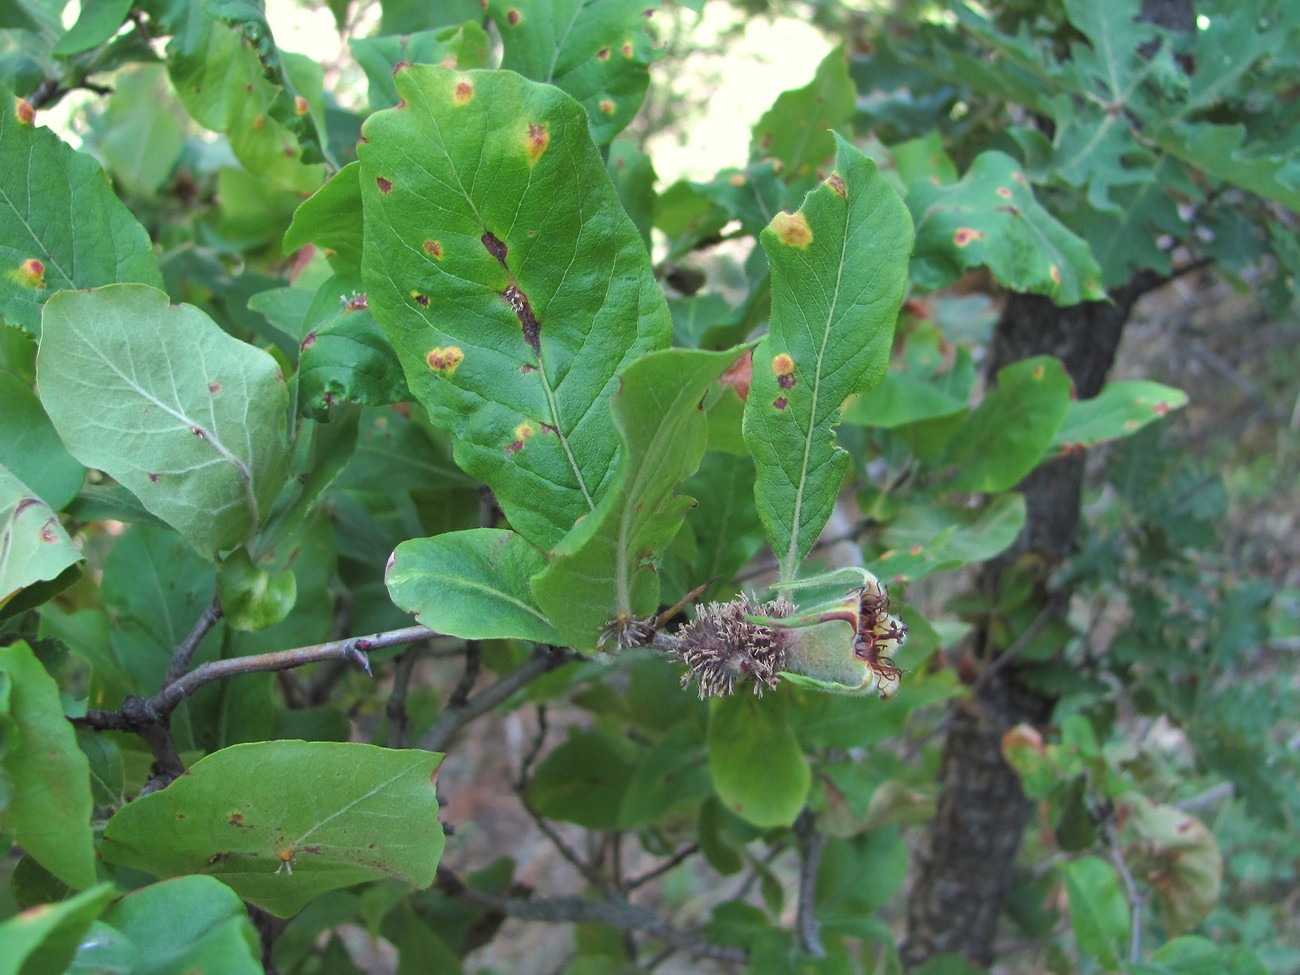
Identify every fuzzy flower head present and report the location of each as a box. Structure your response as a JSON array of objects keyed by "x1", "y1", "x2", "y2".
[{"x1": 677, "y1": 595, "x2": 792, "y2": 699}]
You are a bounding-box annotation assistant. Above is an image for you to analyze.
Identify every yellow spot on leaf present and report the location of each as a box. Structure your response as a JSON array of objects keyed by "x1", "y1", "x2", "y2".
[
  {"x1": 621, "y1": 41, "x2": 634, "y2": 57},
  {"x1": 515, "y1": 422, "x2": 536, "y2": 440},
  {"x1": 596, "y1": 47, "x2": 611, "y2": 60},
  {"x1": 424, "y1": 240, "x2": 443, "y2": 259},
  {"x1": 526, "y1": 122, "x2": 549, "y2": 164},
  {"x1": 1049, "y1": 265, "x2": 1061, "y2": 284},
  {"x1": 14, "y1": 97, "x2": 35, "y2": 125},
  {"x1": 11, "y1": 258, "x2": 45, "y2": 289},
  {"x1": 1032, "y1": 364, "x2": 1045, "y2": 380},
  {"x1": 453, "y1": 78, "x2": 474, "y2": 105},
  {"x1": 770, "y1": 211, "x2": 813, "y2": 249},
  {"x1": 729, "y1": 173, "x2": 746, "y2": 187},
  {"x1": 426, "y1": 346, "x2": 464, "y2": 373},
  {"x1": 952, "y1": 227, "x2": 984, "y2": 247},
  {"x1": 599, "y1": 99, "x2": 616, "y2": 115},
  {"x1": 825, "y1": 172, "x2": 846, "y2": 198},
  {"x1": 771, "y1": 353, "x2": 795, "y2": 378},
  {"x1": 996, "y1": 186, "x2": 1012, "y2": 198},
  {"x1": 294, "y1": 96, "x2": 309, "y2": 116}
]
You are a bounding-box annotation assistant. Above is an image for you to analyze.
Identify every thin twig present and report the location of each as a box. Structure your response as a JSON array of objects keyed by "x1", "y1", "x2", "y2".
[
  {"x1": 516, "y1": 705, "x2": 550, "y2": 791},
  {"x1": 793, "y1": 809, "x2": 826, "y2": 958},
  {"x1": 1103, "y1": 817, "x2": 1143, "y2": 966},
  {"x1": 421, "y1": 645, "x2": 575, "y2": 752},
  {"x1": 623, "y1": 844, "x2": 701, "y2": 892},
  {"x1": 385, "y1": 646, "x2": 422, "y2": 749},
  {"x1": 435, "y1": 867, "x2": 747, "y2": 964},
  {"x1": 971, "y1": 598, "x2": 1060, "y2": 695},
  {"x1": 165, "y1": 593, "x2": 224, "y2": 685},
  {"x1": 447, "y1": 640, "x2": 482, "y2": 709}
]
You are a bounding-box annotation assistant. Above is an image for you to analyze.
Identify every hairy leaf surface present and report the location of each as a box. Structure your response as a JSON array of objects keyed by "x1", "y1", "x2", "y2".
[{"x1": 37, "y1": 285, "x2": 290, "y2": 558}]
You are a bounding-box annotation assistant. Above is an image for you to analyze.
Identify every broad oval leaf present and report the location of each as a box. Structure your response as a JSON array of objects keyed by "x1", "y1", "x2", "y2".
[
  {"x1": 0, "y1": 89, "x2": 162, "y2": 334},
  {"x1": 708, "y1": 692, "x2": 809, "y2": 829},
  {"x1": 909, "y1": 150, "x2": 1105, "y2": 305},
  {"x1": 941, "y1": 355, "x2": 1072, "y2": 494},
  {"x1": 0, "y1": 641, "x2": 97, "y2": 890},
  {"x1": 532, "y1": 347, "x2": 737, "y2": 650},
  {"x1": 37, "y1": 285, "x2": 291, "y2": 559},
  {"x1": 95, "y1": 876, "x2": 261, "y2": 975},
  {"x1": 386, "y1": 528, "x2": 561, "y2": 643},
  {"x1": 749, "y1": 46, "x2": 855, "y2": 178},
  {"x1": 742, "y1": 135, "x2": 913, "y2": 580},
  {"x1": 359, "y1": 65, "x2": 671, "y2": 550},
  {"x1": 489, "y1": 0, "x2": 659, "y2": 146},
  {"x1": 100, "y1": 740, "x2": 445, "y2": 918},
  {"x1": 0, "y1": 465, "x2": 82, "y2": 618}
]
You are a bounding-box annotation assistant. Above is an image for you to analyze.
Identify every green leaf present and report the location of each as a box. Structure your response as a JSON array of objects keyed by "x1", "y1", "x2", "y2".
[
  {"x1": 0, "y1": 364, "x2": 80, "y2": 506},
  {"x1": 283, "y1": 162, "x2": 363, "y2": 273},
  {"x1": 0, "y1": 641, "x2": 97, "y2": 889},
  {"x1": 298, "y1": 292, "x2": 409, "y2": 421},
  {"x1": 750, "y1": 46, "x2": 855, "y2": 178},
  {"x1": 51, "y1": 0, "x2": 133, "y2": 55},
  {"x1": 488, "y1": 0, "x2": 659, "y2": 146},
  {"x1": 618, "y1": 723, "x2": 712, "y2": 828},
  {"x1": 1125, "y1": 798, "x2": 1222, "y2": 937},
  {"x1": 1152, "y1": 120, "x2": 1300, "y2": 212},
  {"x1": 1146, "y1": 936, "x2": 1269, "y2": 975},
  {"x1": 874, "y1": 493, "x2": 1026, "y2": 583},
  {"x1": 1061, "y1": 855, "x2": 1128, "y2": 969},
  {"x1": 379, "y1": 0, "x2": 484, "y2": 34},
  {"x1": 909, "y1": 151, "x2": 1105, "y2": 305},
  {"x1": 358, "y1": 65, "x2": 670, "y2": 550},
  {"x1": 607, "y1": 139, "x2": 657, "y2": 250},
  {"x1": 204, "y1": 0, "x2": 329, "y2": 167},
  {"x1": 96, "y1": 875, "x2": 261, "y2": 975},
  {"x1": 218, "y1": 548, "x2": 297, "y2": 632},
  {"x1": 386, "y1": 528, "x2": 561, "y2": 643},
  {"x1": 940, "y1": 356, "x2": 1072, "y2": 494},
  {"x1": 99, "y1": 65, "x2": 185, "y2": 196},
  {"x1": 1051, "y1": 380, "x2": 1187, "y2": 453},
  {"x1": 351, "y1": 24, "x2": 491, "y2": 111},
  {"x1": 708, "y1": 692, "x2": 809, "y2": 829},
  {"x1": 532, "y1": 348, "x2": 736, "y2": 650},
  {"x1": 0, "y1": 86, "x2": 162, "y2": 334},
  {"x1": 0, "y1": 465, "x2": 81, "y2": 619},
  {"x1": 37, "y1": 285, "x2": 291, "y2": 559},
  {"x1": 0, "y1": 884, "x2": 115, "y2": 975},
  {"x1": 530, "y1": 728, "x2": 637, "y2": 829},
  {"x1": 100, "y1": 740, "x2": 445, "y2": 918},
  {"x1": 743, "y1": 135, "x2": 913, "y2": 580},
  {"x1": 681, "y1": 451, "x2": 766, "y2": 602}
]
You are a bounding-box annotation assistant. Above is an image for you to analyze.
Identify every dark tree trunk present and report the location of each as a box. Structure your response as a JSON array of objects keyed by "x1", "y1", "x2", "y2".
[{"x1": 900, "y1": 273, "x2": 1162, "y2": 967}]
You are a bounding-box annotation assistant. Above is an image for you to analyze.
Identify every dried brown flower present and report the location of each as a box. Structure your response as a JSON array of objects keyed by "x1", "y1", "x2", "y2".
[{"x1": 677, "y1": 595, "x2": 793, "y2": 698}]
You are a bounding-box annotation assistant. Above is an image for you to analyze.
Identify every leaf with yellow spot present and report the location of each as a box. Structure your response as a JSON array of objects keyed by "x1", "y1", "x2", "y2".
[
  {"x1": 909, "y1": 151, "x2": 1105, "y2": 305},
  {"x1": 358, "y1": 66, "x2": 670, "y2": 551},
  {"x1": 743, "y1": 135, "x2": 913, "y2": 580},
  {"x1": 487, "y1": 0, "x2": 659, "y2": 146},
  {"x1": 1049, "y1": 379, "x2": 1187, "y2": 454}
]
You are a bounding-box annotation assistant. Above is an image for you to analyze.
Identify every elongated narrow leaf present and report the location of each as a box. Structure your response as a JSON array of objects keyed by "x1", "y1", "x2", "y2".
[
  {"x1": 100, "y1": 741, "x2": 445, "y2": 918},
  {"x1": 37, "y1": 285, "x2": 290, "y2": 558},
  {"x1": 742, "y1": 135, "x2": 912, "y2": 580},
  {"x1": 909, "y1": 150, "x2": 1105, "y2": 305},
  {"x1": 386, "y1": 528, "x2": 561, "y2": 643},
  {"x1": 488, "y1": 0, "x2": 658, "y2": 146},
  {"x1": 1051, "y1": 380, "x2": 1187, "y2": 453},
  {"x1": 359, "y1": 66, "x2": 671, "y2": 550},
  {"x1": 0, "y1": 465, "x2": 81, "y2": 618},
  {"x1": 0, "y1": 642, "x2": 97, "y2": 890},
  {"x1": 533, "y1": 348, "x2": 736, "y2": 650},
  {"x1": 0, "y1": 88, "x2": 162, "y2": 334}
]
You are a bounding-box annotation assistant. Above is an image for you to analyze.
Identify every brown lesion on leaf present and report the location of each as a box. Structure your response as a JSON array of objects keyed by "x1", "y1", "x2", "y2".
[
  {"x1": 148, "y1": 472, "x2": 160, "y2": 483},
  {"x1": 621, "y1": 40, "x2": 634, "y2": 57},
  {"x1": 952, "y1": 227, "x2": 984, "y2": 247},
  {"x1": 301, "y1": 331, "x2": 317, "y2": 351},
  {"x1": 10, "y1": 258, "x2": 45, "y2": 289},
  {"x1": 39, "y1": 517, "x2": 59, "y2": 543},
  {"x1": 996, "y1": 186, "x2": 1012, "y2": 198},
  {"x1": 453, "y1": 78, "x2": 474, "y2": 104},
  {"x1": 208, "y1": 381, "x2": 222, "y2": 395},
  {"x1": 376, "y1": 176, "x2": 393, "y2": 194},
  {"x1": 501, "y1": 284, "x2": 542, "y2": 357},
  {"x1": 426, "y1": 346, "x2": 464, "y2": 373},
  {"x1": 771, "y1": 211, "x2": 813, "y2": 249},
  {"x1": 506, "y1": 8, "x2": 521, "y2": 25},
  {"x1": 773, "y1": 396, "x2": 788, "y2": 410},
  {"x1": 540, "y1": 422, "x2": 557, "y2": 435},
  {"x1": 1049, "y1": 265, "x2": 1062, "y2": 285},
  {"x1": 293, "y1": 96, "x2": 309, "y2": 116},
  {"x1": 826, "y1": 172, "x2": 847, "y2": 198},
  {"x1": 411, "y1": 290, "x2": 430, "y2": 307},
  {"x1": 599, "y1": 99, "x2": 616, "y2": 115},
  {"x1": 14, "y1": 97, "x2": 35, "y2": 125},
  {"x1": 526, "y1": 122, "x2": 549, "y2": 164},
  {"x1": 424, "y1": 240, "x2": 443, "y2": 259},
  {"x1": 772, "y1": 353, "x2": 797, "y2": 391},
  {"x1": 481, "y1": 230, "x2": 508, "y2": 268},
  {"x1": 596, "y1": 47, "x2": 611, "y2": 60}
]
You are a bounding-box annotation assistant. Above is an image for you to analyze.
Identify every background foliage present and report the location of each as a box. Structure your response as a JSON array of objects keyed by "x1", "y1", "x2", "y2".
[{"x1": 0, "y1": 1, "x2": 1296, "y2": 973}]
